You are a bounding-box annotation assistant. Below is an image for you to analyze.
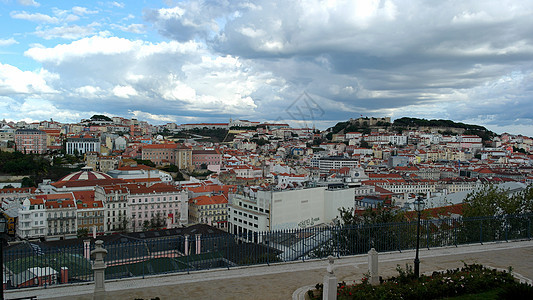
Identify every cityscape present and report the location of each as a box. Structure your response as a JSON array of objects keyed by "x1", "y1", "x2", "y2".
[
  {"x1": 2, "y1": 0, "x2": 533, "y2": 299},
  {"x1": 1, "y1": 114, "x2": 533, "y2": 296}
]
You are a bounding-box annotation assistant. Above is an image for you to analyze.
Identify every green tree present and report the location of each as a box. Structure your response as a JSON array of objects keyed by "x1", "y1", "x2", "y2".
[
  {"x1": 134, "y1": 159, "x2": 156, "y2": 168},
  {"x1": 312, "y1": 205, "x2": 405, "y2": 257},
  {"x1": 150, "y1": 213, "x2": 166, "y2": 229},
  {"x1": 462, "y1": 185, "x2": 524, "y2": 218},
  {"x1": 117, "y1": 216, "x2": 130, "y2": 232},
  {"x1": 360, "y1": 140, "x2": 371, "y2": 149},
  {"x1": 161, "y1": 164, "x2": 178, "y2": 172},
  {"x1": 143, "y1": 214, "x2": 166, "y2": 231},
  {"x1": 21, "y1": 177, "x2": 36, "y2": 188},
  {"x1": 460, "y1": 185, "x2": 532, "y2": 244},
  {"x1": 90, "y1": 114, "x2": 112, "y2": 122},
  {"x1": 174, "y1": 171, "x2": 185, "y2": 181},
  {"x1": 252, "y1": 138, "x2": 269, "y2": 146},
  {"x1": 77, "y1": 228, "x2": 89, "y2": 238}
]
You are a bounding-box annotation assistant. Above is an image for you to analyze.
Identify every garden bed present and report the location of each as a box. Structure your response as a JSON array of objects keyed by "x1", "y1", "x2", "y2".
[{"x1": 308, "y1": 263, "x2": 533, "y2": 300}]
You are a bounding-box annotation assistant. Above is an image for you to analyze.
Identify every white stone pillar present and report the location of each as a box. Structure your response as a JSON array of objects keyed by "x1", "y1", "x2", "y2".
[
  {"x1": 368, "y1": 248, "x2": 379, "y2": 285},
  {"x1": 91, "y1": 240, "x2": 108, "y2": 300},
  {"x1": 323, "y1": 256, "x2": 337, "y2": 300},
  {"x1": 184, "y1": 235, "x2": 189, "y2": 255},
  {"x1": 84, "y1": 239, "x2": 91, "y2": 259},
  {"x1": 195, "y1": 234, "x2": 201, "y2": 254}
]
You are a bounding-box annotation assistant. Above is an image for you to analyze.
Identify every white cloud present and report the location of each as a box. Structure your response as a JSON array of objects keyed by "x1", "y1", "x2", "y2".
[
  {"x1": 110, "y1": 1, "x2": 124, "y2": 8},
  {"x1": 74, "y1": 85, "x2": 103, "y2": 98},
  {"x1": 34, "y1": 24, "x2": 99, "y2": 40},
  {"x1": 72, "y1": 6, "x2": 98, "y2": 16},
  {"x1": 10, "y1": 11, "x2": 59, "y2": 23},
  {"x1": 0, "y1": 38, "x2": 18, "y2": 46},
  {"x1": 129, "y1": 110, "x2": 177, "y2": 122},
  {"x1": 25, "y1": 35, "x2": 139, "y2": 62},
  {"x1": 21, "y1": 35, "x2": 280, "y2": 118},
  {"x1": 17, "y1": 0, "x2": 40, "y2": 7},
  {"x1": 111, "y1": 23, "x2": 145, "y2": 34},
  {"x1": 112, "y1": 85, "x2": 138, "y2": 98},
  {"x1": 156, "y1": 7, "x2": 185, "y2": 20},
  {"x1": 0, "y1": 63, "x2": 55, "y2": 94}
]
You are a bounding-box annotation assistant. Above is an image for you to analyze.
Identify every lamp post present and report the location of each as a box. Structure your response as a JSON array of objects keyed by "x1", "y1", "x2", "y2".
[
  {"x1": 414, "y1": 196, "x2": 425, "y2": 278},
  {"x1": 0, "y1": 213, "x2": 7, "y2": 300}
]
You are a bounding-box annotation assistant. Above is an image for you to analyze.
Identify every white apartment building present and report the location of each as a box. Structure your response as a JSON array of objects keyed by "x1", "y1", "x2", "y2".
[
  {"x1": 228, "y1": 185, "x2": 355, "y2": 240},
  {"x1": 96, "y1": 185, "x2": 130, "y2": 232},
  {"x1": 311, "y1": 157, "x2": 360, "y2": 175},
  {"x1": 17, "y1": 198, "x2": 47, "y2": 239},
  {"x1": 42, "y1": 193, "x2": 77, "y2": 240},
  {"x1": 367, "y1": 179, "x2": 437, "y2": 194},
  {"x1": 364, "y1": 134, "x2": 408, "y2": 146},
  {"x1": 66, "y1": 135, "x2": 101, "y2": 155}
]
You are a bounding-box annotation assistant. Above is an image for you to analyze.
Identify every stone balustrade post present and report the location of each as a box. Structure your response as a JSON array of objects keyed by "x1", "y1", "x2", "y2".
[
  {"x1": 323, "y1": 255, "x2": 337, "y2": 300},
  {"x1": 368, "y1": 248, "x2": 379, "y2": 286},
  {"x1": 91, "y1": 240, "x2": 108, "y2": 300},
  {"x1": 184, "y1": 234, "x2": 189, "y2": 255}
]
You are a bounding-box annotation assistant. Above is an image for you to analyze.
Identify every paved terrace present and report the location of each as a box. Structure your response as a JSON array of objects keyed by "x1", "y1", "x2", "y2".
[{"x1": 6, "y1": 240, "x2": 533, "y2": 300}]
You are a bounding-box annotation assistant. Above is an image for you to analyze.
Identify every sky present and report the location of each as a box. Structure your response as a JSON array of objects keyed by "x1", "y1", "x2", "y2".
[{"x1": 1, "y1": 0, "x2": 533, "y2": 136}]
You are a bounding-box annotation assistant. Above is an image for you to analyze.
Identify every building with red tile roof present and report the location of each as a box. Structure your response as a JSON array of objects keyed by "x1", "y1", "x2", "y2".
[
  {"x1": 38, "y1": 193, "x2": 77, "y2": 240},
  {"x1": 126, "y1": 183, "x2": 188, "y2": 231},
  {"x1": 188, "y1": 194, "x2": 228, "y2": 229},
  {"x1": 74, "y1": 190, "x2": 104, "y2": 234}
]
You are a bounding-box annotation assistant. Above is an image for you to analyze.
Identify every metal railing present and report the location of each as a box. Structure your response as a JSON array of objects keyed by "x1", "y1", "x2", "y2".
[{"x1": 2, "y1": 213, "x2": 532, "y2": 290}]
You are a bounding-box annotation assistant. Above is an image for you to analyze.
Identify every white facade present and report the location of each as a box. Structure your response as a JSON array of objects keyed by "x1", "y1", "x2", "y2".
[
  {"x1": 17, "y1": 198, "x2": 47, "y2": 239},
  {"x1": 128, "y1": 187, "x2": 188, "y2": 231},
  {"x1": 114, "y1": 136, "x2": 127, "y2": 150},
  {"x1": 107, "y1": 168, "x2": 173, "y2": 183},
  {"x1": 96, "y1": 186, "x2": 130, "y2": 232},
  {"x1": 228, "y1": 186, "x2": 355, "y2": 237},
  {"x1": 312, "y1": 157, "x2": 359, "y2": 174},
  {"x1": 66, "y1": 137, "x2": 101, "y2": 155}
]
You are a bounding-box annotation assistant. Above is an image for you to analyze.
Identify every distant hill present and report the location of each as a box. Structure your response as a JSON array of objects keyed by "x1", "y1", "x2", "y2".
[
  {"x1": 392, "y1": 117, "x2": 488, "y2": 132},
  {"x1": 392, "y1": 117, "x2": 496, "y2": 141},
  {"x1": 326, "y1": 117, "x2": 496, "y2": 142}
]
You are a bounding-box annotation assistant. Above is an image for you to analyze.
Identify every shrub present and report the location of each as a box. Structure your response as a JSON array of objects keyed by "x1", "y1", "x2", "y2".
[{"x1": 309, "y1": 263, "x2": 519, "y2": 300}]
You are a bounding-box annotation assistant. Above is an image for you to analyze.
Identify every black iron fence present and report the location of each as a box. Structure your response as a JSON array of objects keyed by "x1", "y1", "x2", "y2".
[{"x1": 3, "y1": 213, "x2": 532, "y2": 290}]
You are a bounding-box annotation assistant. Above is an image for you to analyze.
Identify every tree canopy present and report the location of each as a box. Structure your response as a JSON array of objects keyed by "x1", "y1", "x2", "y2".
[
  {"x1": 463, "y1": 185, "x2": 533, "y2": 217},
  {"x1": 90, "y1": 114, "x2": 112, "y2": 122}
]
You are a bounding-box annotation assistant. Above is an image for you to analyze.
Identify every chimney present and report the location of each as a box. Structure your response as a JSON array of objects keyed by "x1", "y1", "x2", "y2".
[{"x1": 60, "y1": 267, "x2": 68, "y2": 284}]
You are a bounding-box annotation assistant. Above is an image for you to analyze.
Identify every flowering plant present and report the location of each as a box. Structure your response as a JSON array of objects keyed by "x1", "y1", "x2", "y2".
[{"x1": 308, "y1": 263, "x2": 532, "y2": 300}]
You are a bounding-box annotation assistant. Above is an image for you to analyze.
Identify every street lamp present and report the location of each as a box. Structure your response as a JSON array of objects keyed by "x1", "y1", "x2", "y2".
[
  {"x1": 0, "y1": 213, "x2": 7, "y2": 300},
  {"x1": 414, "y1": 196, "x2": 425, "y2": 278}
]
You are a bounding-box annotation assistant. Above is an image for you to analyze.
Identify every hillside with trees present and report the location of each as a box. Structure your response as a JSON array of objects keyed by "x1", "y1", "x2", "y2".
[
  {"x1": 392, "y1": 117, "x2": 496, "y2": 141},
  {"x1": 326, "y1": 117, "x2": 496, "y2": 142},
  {"x1": 0, "y1": 150, "x2": 82, "y2": 187}
]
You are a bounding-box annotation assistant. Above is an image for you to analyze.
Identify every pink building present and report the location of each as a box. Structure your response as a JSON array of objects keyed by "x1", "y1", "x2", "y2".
[
  {"x1": 126, "y1": 183, "x2": 188, "y2": 231},
  {"x1": 192, "y1": 149, "x2": 222, "y2": 169},
  {"x1": 15, "y1": 129, "x2": 47, "y2": 154}
]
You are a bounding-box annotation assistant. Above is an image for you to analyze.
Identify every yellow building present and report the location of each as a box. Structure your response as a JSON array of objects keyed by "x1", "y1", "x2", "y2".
[{"x1": 188, "y1": 194, "x2": 228, "y2": 229}]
